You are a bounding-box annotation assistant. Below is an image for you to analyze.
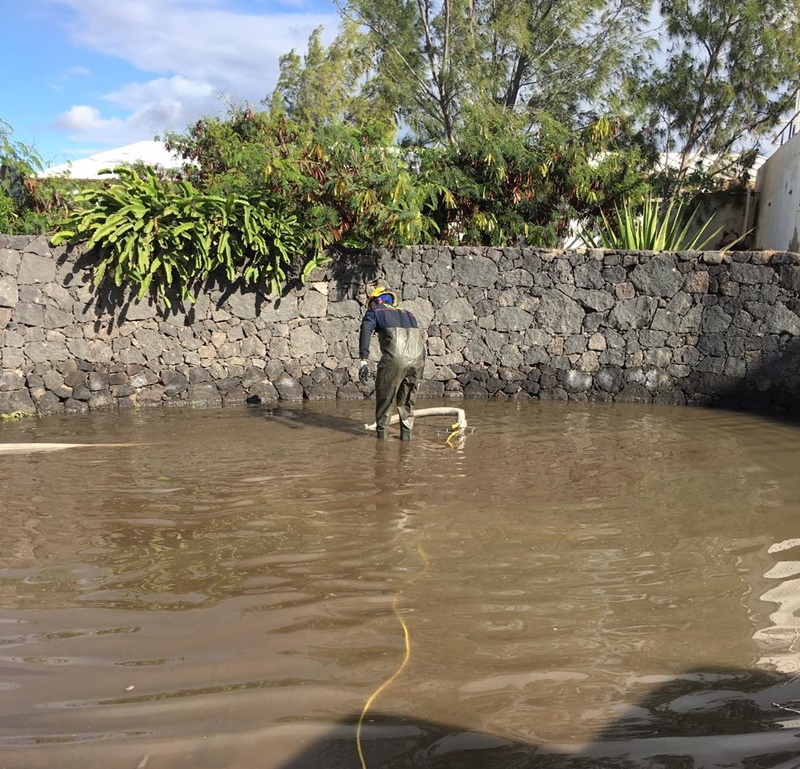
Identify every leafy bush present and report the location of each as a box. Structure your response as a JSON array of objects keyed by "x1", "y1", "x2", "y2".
[
  {"x1": 1, "y1": 119, "x2": 42, "y2": 234},
  {"x1": 165, "y1": 110, "x2": 442, "y2": 250},
  {"x1": 0, "y1": 119, "x2": 89, "y2": 234},
  {"x1": 52, "y1": 166, "x2": 326, "y2": 302},
  {"x1": 0, "y1": 189, "x2": 15, "y2": 233},
  {"x1": 416, "y1": 112, "x2": 650, "y2": 247}
]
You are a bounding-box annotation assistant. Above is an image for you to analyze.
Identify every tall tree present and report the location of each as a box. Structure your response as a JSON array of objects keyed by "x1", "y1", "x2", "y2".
[
  {"x1": 639, "y1": 0, "x2": 800, "y2": 188},
  {"x1": 269, "y1": 20, "x2": 392, "y2": 136},
  {"x1": 336, "y1": 0, "x2": 653, "y2": 144}
]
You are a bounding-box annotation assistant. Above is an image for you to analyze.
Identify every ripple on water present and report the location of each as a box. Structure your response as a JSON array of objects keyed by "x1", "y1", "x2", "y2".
[{"x1": 0, "y1": 402, "x2": 799, "y2": 767}]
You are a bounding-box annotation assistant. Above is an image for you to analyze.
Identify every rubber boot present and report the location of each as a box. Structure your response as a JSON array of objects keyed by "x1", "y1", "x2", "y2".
[
  {"x1": 400, "y1": 426, "x2": 412, "y2": 442},
  {"x1": 376, "y1": 428, "x2": 388, "y2": 441}
]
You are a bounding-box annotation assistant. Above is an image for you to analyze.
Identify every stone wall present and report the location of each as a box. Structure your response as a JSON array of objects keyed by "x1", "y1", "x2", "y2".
[{"x1": 2, "y1": 234, "x2": 800, "y2": 417}]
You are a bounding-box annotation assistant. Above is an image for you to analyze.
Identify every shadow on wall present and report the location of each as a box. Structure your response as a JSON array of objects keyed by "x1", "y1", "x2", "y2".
[
  {"x1": 61, "y1": 241, "x2": 382, "y2": 327},
  {"x1": 325, "y1": 245, "x2": 382, "y2": 299},
  {"x1": 423, "y1": 333, "x2": 800, "y2": 428},
  {"x1": 55, "y1": 244, "x2": 800, "y2": 427},
  {"x1": 272, "y1": 666, "x2": 800, "y2": 768},
  {"x1": 688, "y1": 337, "x2": 800, "y2": 424},
  {"x1": 62, "y1": 247, "x2": 274, "y2": 326}
]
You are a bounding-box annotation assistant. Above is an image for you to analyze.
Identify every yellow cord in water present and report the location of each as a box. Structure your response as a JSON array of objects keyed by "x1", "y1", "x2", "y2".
[
  {"x1": 445, "y1": 423, "x2": 463, "y2": 448},
  {"x1": 356, "y1": 539, "x2": 429, "y2": 769}
]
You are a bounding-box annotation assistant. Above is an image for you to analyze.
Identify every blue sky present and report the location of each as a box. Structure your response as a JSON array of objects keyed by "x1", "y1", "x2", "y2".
[{"x1": 1, "y1": 0, "x2": 339, "y2": 168}]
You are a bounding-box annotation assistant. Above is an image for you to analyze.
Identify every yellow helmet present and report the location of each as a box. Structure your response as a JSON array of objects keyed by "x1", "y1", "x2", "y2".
[{"x1": 366, "y1": 286, "x2": 397, "y2": 308}]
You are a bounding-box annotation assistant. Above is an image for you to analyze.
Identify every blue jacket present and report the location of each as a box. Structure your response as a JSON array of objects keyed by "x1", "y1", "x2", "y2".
[{"x1": 359, "y1": 304, "x2": 425, "y2": 364}]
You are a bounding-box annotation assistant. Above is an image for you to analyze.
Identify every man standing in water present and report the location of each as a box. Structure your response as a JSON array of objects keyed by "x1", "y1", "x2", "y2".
[{"x1": 358, "y1": 287, "x2": 425, "y2": 441}]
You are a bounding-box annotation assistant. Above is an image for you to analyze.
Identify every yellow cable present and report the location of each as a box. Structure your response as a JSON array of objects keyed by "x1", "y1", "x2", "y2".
[
  {"x1": 356, "y1": 539, "x2": 429, "y2": 769},
  {"x1": 445, "y1": 425, "x2": 462, "y2": 448}
]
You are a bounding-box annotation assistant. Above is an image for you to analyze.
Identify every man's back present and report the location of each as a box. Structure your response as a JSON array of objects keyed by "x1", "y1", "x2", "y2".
[{"x1": 359, "y1": 304, "x2": 425, "y2": 364}]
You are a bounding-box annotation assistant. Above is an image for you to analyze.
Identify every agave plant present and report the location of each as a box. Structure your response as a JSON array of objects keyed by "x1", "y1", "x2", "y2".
[{"x1": 580, "y1": 195, "x2": 741, "y2": 251}]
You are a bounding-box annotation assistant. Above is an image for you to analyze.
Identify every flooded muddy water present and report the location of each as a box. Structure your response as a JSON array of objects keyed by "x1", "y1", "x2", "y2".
[{"x1": 1, "y1": 400, "x2": 800, "y2": 768}]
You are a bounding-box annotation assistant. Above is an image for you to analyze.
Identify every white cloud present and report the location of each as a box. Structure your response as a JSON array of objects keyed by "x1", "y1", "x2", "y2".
[
  {"x1": 42, "y1": 0, "x2": 339, "y2": 146},
  {"x1": 64, "y1": 65, "x2": 92, "y2": 78},
  {"x1": 49, "y1": 64, "x2": 92, "y2": 92},
  {"x1": 53, "y1": 105, "x2": 123, "y2": 135},
  {"x1": 107, "y1": 77, "x2": 217, "y2": 109},
  {"x1": 47, "y1": 0, "x2": 337, "y2": 90},
  {"x1": 51, "y1": 77, "x2": 220, "y2": 144}
]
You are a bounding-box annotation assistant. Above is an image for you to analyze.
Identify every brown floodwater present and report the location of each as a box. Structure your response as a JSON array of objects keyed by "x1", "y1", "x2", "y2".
[{"x1": 1, "y1": 400, "x2": 800, "y2": 768}]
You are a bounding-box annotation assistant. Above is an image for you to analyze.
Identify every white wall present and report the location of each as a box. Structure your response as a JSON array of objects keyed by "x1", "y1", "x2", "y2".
[{"x1": 754, "y1": 134, "x2": 800, "y2": 252}]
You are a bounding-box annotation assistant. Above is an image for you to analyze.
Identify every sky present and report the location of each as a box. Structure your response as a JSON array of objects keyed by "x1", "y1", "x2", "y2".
[{"x1": 0, "y1": 0, "x2": 340, "y2": 168}]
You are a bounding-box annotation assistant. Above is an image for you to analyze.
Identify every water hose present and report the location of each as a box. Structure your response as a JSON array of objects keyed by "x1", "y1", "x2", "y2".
[
  {"x1": 356, "y1": 539, "x2": 429, "y2": 769},
  {"x1": 0, "y1": 443, "x2": 138, "y2": 454},
  {"x1": 364, "y1": 407, "x2": 467, "y2": 432}
]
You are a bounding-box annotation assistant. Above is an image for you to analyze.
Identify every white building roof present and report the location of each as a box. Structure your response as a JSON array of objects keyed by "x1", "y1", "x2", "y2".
[
  {"x1": 38, "y1": 140, "x2": 185, "y2": 179},
  {"x1": 659, "y1": 151, "x2": 768, "y2": 175}
]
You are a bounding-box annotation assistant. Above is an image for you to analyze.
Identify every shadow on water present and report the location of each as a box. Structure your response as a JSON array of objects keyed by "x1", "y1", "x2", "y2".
[
  {"x1": 255, "y1": 403, "x2": 376, "y2": 437},
  {"x1": 275, "y1": 667, "x2": 800, "y2": 768}
]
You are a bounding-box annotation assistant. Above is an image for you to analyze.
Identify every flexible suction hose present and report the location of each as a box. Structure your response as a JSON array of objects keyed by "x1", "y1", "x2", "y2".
[{"x1": 364, "y1": 407, "x2": 467, "y2": 431}]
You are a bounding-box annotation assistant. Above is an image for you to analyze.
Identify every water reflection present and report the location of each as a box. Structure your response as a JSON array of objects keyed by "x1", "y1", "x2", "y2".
[
  {"x1": 753, "y1": 539, "x2": 800, "y2": 676},
  {"x1": 0, "y1": 401, "x2": 799, "y2": 767}
]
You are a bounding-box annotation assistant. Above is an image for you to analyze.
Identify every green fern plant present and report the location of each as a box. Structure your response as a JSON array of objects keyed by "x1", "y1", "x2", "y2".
[{"x1": 52, "y1": 166, "x2": 324, "y2": 302}]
